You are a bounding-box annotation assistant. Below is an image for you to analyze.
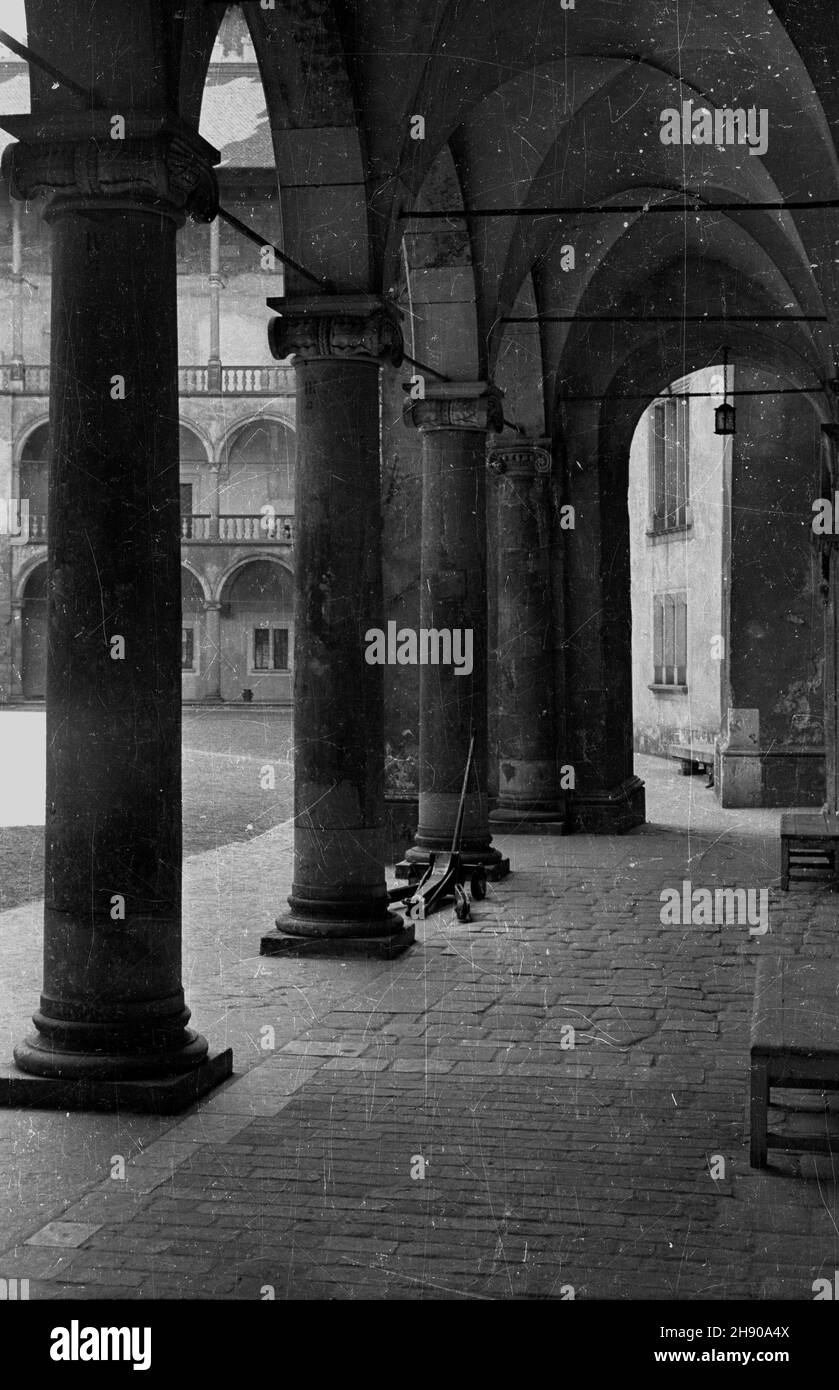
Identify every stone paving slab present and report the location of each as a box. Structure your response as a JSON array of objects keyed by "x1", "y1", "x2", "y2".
[{"x1": 0, "y1": 756, "x2": 836, "y2": 1299}]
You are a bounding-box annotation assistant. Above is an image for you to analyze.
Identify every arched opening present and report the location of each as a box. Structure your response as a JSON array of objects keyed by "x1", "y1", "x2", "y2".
[
  {"x1": 19, "y1": 423, "x2": 49, "y2": 540},
  {"x1": 221, "y1": 419, "x2": 295, "y2": 539},
  {"x1": 219, "y1": 558, "x2": 293, "y2": 702},
  {"x1": 181, "y1": 566, "x2": 206, "y2": 700},
  {"x1": 20, "y1": 562, "x2": 47, "y2": 700},
  {"x1": 179, "y1": 424, "x2": 210, "y2": 539},
  {"x1": 628, "y1": 362, "x2": 825, "y2": 814}
]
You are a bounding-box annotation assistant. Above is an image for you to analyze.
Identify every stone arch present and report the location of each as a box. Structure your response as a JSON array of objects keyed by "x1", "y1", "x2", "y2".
[
  {"x1": 19, "y1": 558, "x2": 47, "y2": 701},
  {"x1": 16, "y1": 419, "x2": 49, "y2": 534},
  {"x1": 219, "y1": 416, "x2": 296, "y2": 523},
  {"x1": 180, "y1": 557, "x2": 212, "y2": 605},
  {"x1": 179, "y1": 420, "x2": 211, "y2": 464},
  {"x1": 556, "y1": 327, "x2": 830, "y2": 825},
  {"x1": 217, "y1": 556, "x2": 293, "y2": 703},
  {"x1": 180, "y1": 563, "x2": 208, "y2": 697}
]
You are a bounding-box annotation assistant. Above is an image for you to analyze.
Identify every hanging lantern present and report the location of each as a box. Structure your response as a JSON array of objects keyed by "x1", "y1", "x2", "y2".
[{"x1": 714, "y1": 347, "x2": 736, "y2": 434}]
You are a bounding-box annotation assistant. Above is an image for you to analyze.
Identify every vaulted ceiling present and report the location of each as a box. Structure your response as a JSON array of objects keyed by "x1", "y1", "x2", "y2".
[{"x1": 15, "y1": 0, "x2": 839, "y2": 423}]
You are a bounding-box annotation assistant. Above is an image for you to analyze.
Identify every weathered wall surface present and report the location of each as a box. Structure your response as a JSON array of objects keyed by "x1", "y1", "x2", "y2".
[{"x1": 721, "y1": 366, "x2": 824, "y2": 806}]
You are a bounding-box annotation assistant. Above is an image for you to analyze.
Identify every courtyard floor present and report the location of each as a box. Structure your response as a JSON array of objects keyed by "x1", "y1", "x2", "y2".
[{"x1": 0, "y1": 715, "x2": 836, "y2": 1300}]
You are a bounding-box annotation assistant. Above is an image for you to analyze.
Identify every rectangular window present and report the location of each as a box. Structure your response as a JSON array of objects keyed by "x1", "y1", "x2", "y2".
[
  {"x1": 653, "y1": 593, "x2": 687, "y2": 687},
  {"x1": 253, "y1": 628, "x2": 270, "y2": 670},
  {"x1": 649, "y1": 398, "x2": 689, "y2": 531},
  {"x1": 272, "y1": 628, "x2": 289, "y2": 670},
  {"x1": 181, "y1": 627, "x2": 195, "y2": 671},
  {"x1": 253, "y1": 627, "x2": 290, "y2": 671}
]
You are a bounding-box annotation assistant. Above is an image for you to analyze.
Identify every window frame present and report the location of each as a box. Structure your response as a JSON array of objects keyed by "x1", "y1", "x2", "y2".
[
  {"x1": 651, "y1": 591, "x2": 688, "y2": 690},
  {"x1": 648, "y1": 397, "x2": 690, "y2": 534},
  {"x1": 251, "y1": 626, "x2": 290, "y2": 673}
]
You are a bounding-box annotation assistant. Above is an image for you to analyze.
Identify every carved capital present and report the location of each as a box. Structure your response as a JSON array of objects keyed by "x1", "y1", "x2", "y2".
[
  {"x1": 489, "y1": 438, "x2": 552, "y2": 478},
  {"x1": 405, "y1": 383, "x2": 504, "y2": 434},
  {"x1": 0, "y1": 113, "x2": 219, "y2": 223},
  {"x1": 267, "y1": 294, "x2": 403, "y2": 367}
]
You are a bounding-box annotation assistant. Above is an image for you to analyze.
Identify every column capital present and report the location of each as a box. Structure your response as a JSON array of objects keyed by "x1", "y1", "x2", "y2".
[
  {"x1": 202, "y1": 600, "x2": 222, "y2": 612},
  {"x1": 267, "y1": 294, "x2": 403, "y2": 367},
  {"x1": 488, "y1": 437, "x2": 552, "y2": 478},
  {"x1": 0, "y1": 112, "x2": 219, "y2": 224},
  {"x1": 404, "y1": 382, "x2": 504, "y2": 434}
]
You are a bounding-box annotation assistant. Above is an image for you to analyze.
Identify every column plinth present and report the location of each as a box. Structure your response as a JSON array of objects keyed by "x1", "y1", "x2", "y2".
[
  {"x1": 488, "y1": 441, "x2": 567, "y2": 832},
  {"x1": 0, "y1": 113, "x2": 232, "y2": 1111},
  {"x1": 260, "y1": 295, "x2": 413, "y2": 958},
  {"x1": 397, "y1": 384, "x2": 510, "y2": 880}
]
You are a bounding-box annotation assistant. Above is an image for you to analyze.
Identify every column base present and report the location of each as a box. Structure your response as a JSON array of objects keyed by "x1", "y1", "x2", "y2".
[
  {"x1": 0, "y1": 1049, "x2": 232, "y2": 1116},
  {"x1": 717, "y1": 745, "x2": 825, "y2": 808},
  {"x1": 490, "y1": 806, "x2": 569, "y2": 835},
  {"x1": 262, "y1": 912, "x2": 414, "y2": 959},
  {"x1": 395, "y1": 846, "x2": 511, "y2": 880},
  {"x1": 570, "y1": 777, "x2": 646, "y2": 833}
]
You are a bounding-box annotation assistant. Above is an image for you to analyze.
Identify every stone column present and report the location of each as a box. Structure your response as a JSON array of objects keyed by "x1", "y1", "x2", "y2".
[
  {"x1": 10, "y1": 199, "x2": 23, "y2": 379},
  {"x1": 207, "y1": 215, "x2": 222, "y2": 393},
  {"x1": 260, "y1": 294, "x2": 413, "y2": 958},
  {"x1": 209, "y1": 462, "x2": 221, "y2": 540},
  {"x1": 0, "y1": 112, "x2": 232, "y2": 1111},
  {"x1": 202, "y1": 600, "x2": 222, "y2": 701},
  {"x1": 398, "y1": 383, "x2": 509, "y2": 878},
  {"x1": 821, "y1": 423, "x2": 839, "y2": 812},
  {"x1": 488, "y1": 439, "x2": 566, "y2": 831},
  {"x1": 9, "y1": 598, "x2": 22, "y2": 701}
]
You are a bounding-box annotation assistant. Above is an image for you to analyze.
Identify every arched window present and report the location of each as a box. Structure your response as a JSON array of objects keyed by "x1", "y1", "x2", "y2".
[
  {"x1": 181, "y1": 567, "x2": 205, "y2": 672},
  {"x1": 179, "y1": 425, "x2": 210, "y2": 538},
  {"x1": 19, "y1": 424, "x2": 50, "y2": 537},
  {"x1": 222, "y1": 559, "x2": 292, "y2": 685},
  {"x1": 21, "y1": 562, "x2": 48, "y2": 699}
]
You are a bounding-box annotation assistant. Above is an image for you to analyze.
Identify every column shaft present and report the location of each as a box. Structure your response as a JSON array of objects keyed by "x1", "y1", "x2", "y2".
[
  {"x1": 11, "y1": 199, "x2": 23, "y2": 374},
  {"x1": 203, "y1": 600, "x2": 222, "y2": 700},
  {"x1": 208, "y1": 216, "x2": 222, "y2": 392},
  {"x1": 261, "y1": 295, "x2": 413, "y2": 957},
  {"x1": 0, "y1": 113, "x2": 231, "y2": 1108},
  {"x1": 489, "y1": 441, "x2": 565, "y2": 829},
  {"x1": 401, "y1": 385, "x2": 508, "y2": 876}
]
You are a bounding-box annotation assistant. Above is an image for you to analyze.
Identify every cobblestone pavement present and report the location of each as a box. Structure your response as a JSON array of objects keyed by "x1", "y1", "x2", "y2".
[{"x1": 0, "y1": 756, "x2": 837, "y2": 1300}]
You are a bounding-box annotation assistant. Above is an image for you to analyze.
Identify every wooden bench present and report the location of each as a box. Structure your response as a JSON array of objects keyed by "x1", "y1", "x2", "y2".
[
  {"x1": 750, "y1": 955, "x2": 839, "y2": 1167},
  {"x1": 779, "y1": 811, "x2": 839, "y2": 890},
  {"x1": 668, "y1": 741, "x2": 715, "y2": 779}
]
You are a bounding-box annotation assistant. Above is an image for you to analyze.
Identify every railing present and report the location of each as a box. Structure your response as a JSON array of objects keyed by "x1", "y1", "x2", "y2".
[
  {"x1": 181, "y1": 514, "x2": 213, "y2": 540},
  {"x1": 25, "y1": 514, "x2": 293, "y2": 544},
  {"x1": 218, "y1": 514, "x2": 294, "y2": 542},
  {"x1": 14, "y1": 513, "x2": 48, "y2": 542},
  {"x1": 179, "y1": 365, "x2": 292, "y2": 395},
  {"x1": 182, "y1": 514, "x2": 294, "y2": 543},
  {"x1": 0, "y1": 364, "x2": 292, "y2": 396}
]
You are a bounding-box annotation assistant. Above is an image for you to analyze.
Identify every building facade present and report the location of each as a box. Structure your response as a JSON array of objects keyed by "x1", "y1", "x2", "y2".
[{"x1": 0, "y1": 8, "x2": 297, "y2": 706}]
